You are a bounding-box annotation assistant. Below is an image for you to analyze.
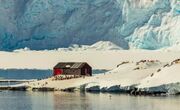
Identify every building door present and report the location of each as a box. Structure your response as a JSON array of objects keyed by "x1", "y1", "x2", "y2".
[
  {"x1": 54, "y1": 69, "x2": 63, "y2": 76},
  {"x1": 85, "y1": 68, "x2": 88, "y2": 75}
]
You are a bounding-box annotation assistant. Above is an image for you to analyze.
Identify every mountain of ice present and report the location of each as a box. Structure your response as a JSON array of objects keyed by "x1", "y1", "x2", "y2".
[{"x1": 0, "y1": 0, "x2": 179, "y2": 50}]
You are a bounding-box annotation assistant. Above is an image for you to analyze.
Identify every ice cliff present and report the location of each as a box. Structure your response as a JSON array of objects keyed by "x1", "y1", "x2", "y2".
[{"x1": 0, "y1": 0, "x2": 179, "y2": 50}]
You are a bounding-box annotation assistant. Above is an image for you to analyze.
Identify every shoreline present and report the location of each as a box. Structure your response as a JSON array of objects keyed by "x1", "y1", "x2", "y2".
[{"x1": 0, "y1": 50, "x2": 180, "y2": 96}]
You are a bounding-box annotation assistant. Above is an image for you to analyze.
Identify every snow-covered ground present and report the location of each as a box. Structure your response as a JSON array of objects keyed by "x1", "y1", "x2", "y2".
[
  {"x1": 0, "y1": 49, "x2": 179, "y2": 70},
  {"x1": 0, "y1": 41, "x2": 180, "y2": 70},
  {"x1": 0, "y1": 41, "x2": 180, "y2": 95},
  {"x1": 22, "y1": 59, "x2": 180, "y2": 95},
  {"x1": 138, "y1": 60, "x2": 180, "y2": 94}
]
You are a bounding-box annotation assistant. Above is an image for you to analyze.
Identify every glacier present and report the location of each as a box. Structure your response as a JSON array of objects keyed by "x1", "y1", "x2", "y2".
[{"x1": 0, "y1": 0, "x2": 180, "y2": 50}]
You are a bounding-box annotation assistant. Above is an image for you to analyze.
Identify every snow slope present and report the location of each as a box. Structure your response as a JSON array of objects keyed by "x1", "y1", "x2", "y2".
[
  {"x1": 24, "y1": 61, "x2": 164, "y2": 90},
  {"x1": 58, "y1": 41, "x2": 123, "y2": 51},
  {"x1": 22, "y1": 59, "x2": 180, "y2": 95},
  {"x1": 138, "y1": 60, "x2": 180, "y2": 94},
  {"x1": 24, "y1": 59, "x2": 180, "y2": 95},
  {"x1": 0, "y1": 0, "x2": 180, "y2": 50}
]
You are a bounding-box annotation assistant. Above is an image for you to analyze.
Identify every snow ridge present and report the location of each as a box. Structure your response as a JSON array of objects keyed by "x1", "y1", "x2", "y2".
[{"x1": 57, "y1": 41, "x2": 123, "y2": 51}]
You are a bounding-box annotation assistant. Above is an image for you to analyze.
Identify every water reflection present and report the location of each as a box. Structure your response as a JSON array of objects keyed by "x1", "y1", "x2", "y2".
[
  {"x1": 29, "y1": 92, "x2": 54, "y2": 110},
  {"x1": 0, "y1": 91, "x2": 33, "y2": 110},
  {"x1": 53, "y1": 92, "x2": 180, "y2": 110},
  {"x1": 0, "y1": 91, "x2": 180, "y2": 110}
]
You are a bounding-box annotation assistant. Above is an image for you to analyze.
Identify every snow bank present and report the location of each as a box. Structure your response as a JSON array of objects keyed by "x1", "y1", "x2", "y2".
[
  {"x1": 137, "y1": 60, "x2": 180, "y2": 94},
  {"x1": 139, "y1": 63, "x2": 180, "y2": 88},
  {"x1": 88, "y1": 41, "x2": 123, "y2": 51},
  {"x1": 57, "y1": 41, "x2": 123, "y2": 51}
]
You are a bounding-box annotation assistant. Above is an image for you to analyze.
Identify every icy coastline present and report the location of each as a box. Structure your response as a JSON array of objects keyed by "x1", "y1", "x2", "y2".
[
  {"x1": 0, "y1": 44, "x2": 180, "y2": 95},
  {"x1": 21, "y1": 59, "x2": 180, "y2": 95}
]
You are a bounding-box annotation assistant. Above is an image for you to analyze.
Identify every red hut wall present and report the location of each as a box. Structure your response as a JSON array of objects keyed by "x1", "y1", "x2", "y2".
[{"x1": 53, "y1": 69, "x2": 63, "y2": 76}]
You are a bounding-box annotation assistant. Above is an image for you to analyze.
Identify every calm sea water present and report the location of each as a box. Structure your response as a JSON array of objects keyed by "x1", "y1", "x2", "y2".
[
  {"x1": 0, "y1": 91, "x2": 179, "y2": 110},
  {"x1": 0, "y1": 69, "x2": 52, "y2": 80},
  {"x1": 0, "y1": 69, "x2": 108, "y2": 86},
  {"x1": 0, "y1": 69, "x2": 52, "y2": 86},
  {"x1": 0, "y1": 69, "x2": 108, "y2": 79}
]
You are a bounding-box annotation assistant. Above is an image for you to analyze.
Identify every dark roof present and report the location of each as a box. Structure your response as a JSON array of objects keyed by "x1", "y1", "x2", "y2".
[{"x1": 54, "y1": 62, "x2": 91, "y2": 69}]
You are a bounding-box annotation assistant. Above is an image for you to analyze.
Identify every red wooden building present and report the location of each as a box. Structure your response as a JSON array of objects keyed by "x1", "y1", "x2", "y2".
[{"x1": 53, "y1": 62, "x2": 92, "y2": 76}]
